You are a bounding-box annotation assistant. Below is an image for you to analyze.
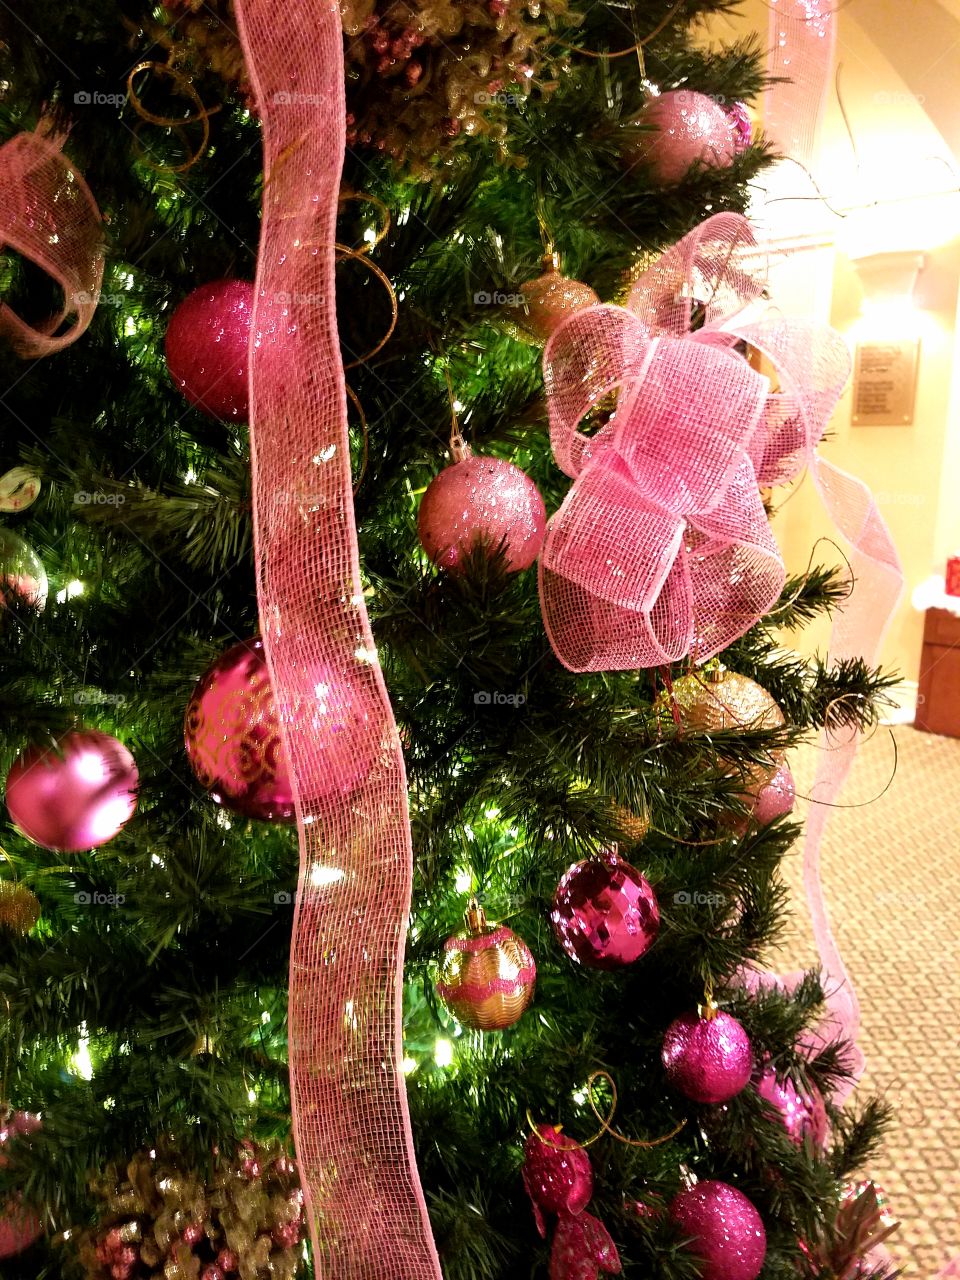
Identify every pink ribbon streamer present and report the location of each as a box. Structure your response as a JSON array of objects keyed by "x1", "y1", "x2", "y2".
[
  {"x1": 0, "y1": 129, "x2": 104, "y2": 357},
  {"x1": 764, "y1": 0, "x2": 836, "y2": 170},
  {"x1": 234, "y1": 1, "x2": 441, "y2": 1276},
  {"x1": 539, "y1": 214, "x2": 850, "y2": 672}
]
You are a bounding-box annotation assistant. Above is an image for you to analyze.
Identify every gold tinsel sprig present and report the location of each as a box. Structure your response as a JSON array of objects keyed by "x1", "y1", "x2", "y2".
[{"x1": 75, "y1": 1139, "x2": 304, "y2": 1280}]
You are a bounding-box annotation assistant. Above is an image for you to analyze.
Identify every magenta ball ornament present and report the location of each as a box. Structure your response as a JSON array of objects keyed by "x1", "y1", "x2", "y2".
[
  {"x1": 165, "y1": 280, "x2": 254, "y2": 421},
  {"x1": 752, "y1": 762, "x2": 796, "y2": 826},
  {"x1": 522, "y1": 1125, "x2": 593, "y2": 1217},
  {"x1": 417, "y1": 453, "x2": 546, "y2": 573},
  {"x1": 185, "y1": 637, "x2": 382, "y2": 821},
  {"x1": 670, "y1": 1181, "x2": 766, "y2": 1280},
  {"x1": 662, "y1": 1010, "x2": 753, "y2": 1104},
  {"x1": 551, "y1": 851, "x2": 660, "y2": 970},
  {"x1": 633, "y1": 91, "x2": 736, "y2": 185},
  {"x1": 755, "y1": 1065, "x2": 828, "y2": 1148},
  {"x1": 5, "y1": 730, "x2": 138, "y2": 852}
]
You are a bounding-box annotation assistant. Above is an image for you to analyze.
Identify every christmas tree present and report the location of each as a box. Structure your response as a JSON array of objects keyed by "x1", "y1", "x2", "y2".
[{"x1": 0, "y1": 1, "x2": 901, "y2": 1278}]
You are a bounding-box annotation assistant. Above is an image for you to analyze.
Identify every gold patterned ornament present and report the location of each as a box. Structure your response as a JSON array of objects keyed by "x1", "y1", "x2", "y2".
[
  {"x1": 0, "y1": 883, "x2": 40, "y2": 935},
  {"x1": 436, "y1": 901, "x2": 536, "y2": 1032},
  {"x1": 516, "y1": 253, "x2": 600, "y2": 343}
]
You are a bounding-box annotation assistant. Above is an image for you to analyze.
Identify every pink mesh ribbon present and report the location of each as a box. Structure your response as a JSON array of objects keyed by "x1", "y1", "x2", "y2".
[
  {"x1": 0, "y1": 129, "x2": 104, "y2": 357},
  {"x1": 234, "y1": 1, "x2": 441, "y2": 1276},
  {"x1": 764, "y1": 0, "x2": 836, "y2": 170},
  {"x1": 539, "y1": 213, "x2": 850, "y2": 672}
]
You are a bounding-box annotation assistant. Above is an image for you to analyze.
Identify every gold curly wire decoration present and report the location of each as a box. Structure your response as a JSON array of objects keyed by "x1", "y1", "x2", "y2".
[
  {"x1": 126, "y1": 61, "x2": 222, "y2": 174},
  {"x1": 526, "y1": 1070, "x2": 686, "y2": 1151},
  {"x1": 559, "y1": 0, "x2": 686, "y2": 69}
]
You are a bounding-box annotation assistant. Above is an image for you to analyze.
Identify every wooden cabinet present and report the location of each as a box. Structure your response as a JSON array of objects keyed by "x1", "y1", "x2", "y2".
[{"x1": 916, "y1": 607, "x2": 960, "y2": 737}]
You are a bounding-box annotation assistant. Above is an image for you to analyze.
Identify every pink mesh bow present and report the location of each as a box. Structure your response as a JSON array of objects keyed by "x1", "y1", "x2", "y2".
[
  {"x1": 0, "y1": 129, "x2": 104, "y2": 357},
  {"x1": 234, "y1": 0, "x2": 441, "y2": 1276},
  {"x1": 539, "y1": 213, "x2": 850, "y2": 672}
]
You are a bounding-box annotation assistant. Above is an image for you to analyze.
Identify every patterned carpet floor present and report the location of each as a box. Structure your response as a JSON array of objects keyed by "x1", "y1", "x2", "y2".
[{"x1": 779, "y1": 725, "x2": 960, "y2": 1276}]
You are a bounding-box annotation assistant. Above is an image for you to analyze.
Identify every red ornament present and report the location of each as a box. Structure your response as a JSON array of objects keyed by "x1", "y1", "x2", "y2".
[
  {"x1": 670, "y1": 1181, "x2": 766, "y2": 1280},
  {"x1": 418, "y1": 452, "x2": 546, "y2": 573},
  {"x1": 522, "y1": 1126, "x2": 593, "y2": 1223},
  {"x1": 202, "y1": 1267, "x2": 225, "y2": 1280},
  {"x1": 550, "y1": 852, "x2": 659, "y2": 970},
  {"x1": 662, "y1": 1008, "x2": 753, "y2": 1104},
  {"x1": 437, "y1": 903, "x2": 536, "y2": 1031},
  {"x1": 5, "y1": 730, "x2": 138, "y2": 852},
  {"x1": 0, "y1": 1112, "x2": 42, "y2": 1260},
  {"x1": 182, "y1": 1223, "x2": 203, "y2": 1246},
  {"x1": 217, "y1": 1248, "x2": 239, "y2": 1272},
  {"x1": 755, "y1": 1065, "x2": 828, "y2": 1148},
  {"x1": 165, "y1": 280, "x2": 254, "y2": 421}
]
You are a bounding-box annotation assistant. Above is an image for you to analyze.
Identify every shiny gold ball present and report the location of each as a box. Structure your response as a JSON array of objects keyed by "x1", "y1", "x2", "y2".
[
  {"x1": 517, "y1": 270, "x2": 599, "y2": 343},
  {"x1": 0, "y1": 882, "x2": 40, "y2": 935},
  {"x1": 660, "y1": 668, "x2": 785, "y2": 775},
  {"x1": 437, "y1": 905, "x2": 536, "y2": 1032}
]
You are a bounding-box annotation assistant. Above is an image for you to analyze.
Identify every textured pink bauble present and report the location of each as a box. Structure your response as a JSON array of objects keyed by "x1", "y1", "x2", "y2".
[
  {"x1": 5, "y1": 731, "x2": 138, "y2": 852},
  {"x1": 0, "y1": 1112, "x2": 42, "y2": 1260},
  {"x1": 165, "y1": 280, "x2": 254, "y2": 420},
  {"x1": 671, "y1": 1182, "x2": 766, "y2": 1280},
  {"x1": 185, "y1": 638, "x2": 382, "y2": 821},
  {"x1": 662, "y1": 1010, "x2": 753, "y2": 1103},
  {"x1": 755, "y1": 1065, "x2": 828, "y2": 1148},
  {"x1": 636, "y1": 91, "x2": 736, "y2": 185},
  {"x1": 418, "y1": 454, "x2": 546, "y2": 573},
  {"x1": 752, "y1": 763, "x2": 796, "y2": 825},
  {"x1": 551, "y1": 852, "x2": 659, "y2": 970},
  {"x1": 522, "y1": 1125, "x2": 593, "y2": 1216}
]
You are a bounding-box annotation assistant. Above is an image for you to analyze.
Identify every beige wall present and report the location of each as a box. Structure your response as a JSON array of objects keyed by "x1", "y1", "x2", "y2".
[{"x1": 696, "y1": 1, "x2": 960, "y2": 682}]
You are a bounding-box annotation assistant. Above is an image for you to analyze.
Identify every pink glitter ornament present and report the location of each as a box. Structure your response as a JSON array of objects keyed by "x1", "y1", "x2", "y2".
[
  {"x1": 670, "y1": 1181, "x2": 766, "y2": 1280},
  {"x1": 182, "y1": 1223, "x2": 203, "y2": 1246},
  {"x1": 551, "y1": 852, "x2": 659, "y2": 970},
  {"x1": 755, "y1": 1064, "x2": 828, "y2": 1148},
  {"x1": 0, "y1": 1112, "x2": 42, "y2": 1259},
  {"x1": 5, "y1": 730, "x2": 138, "y2": 852},
  {"x1": 752, "y1": 762, "x2": 796, "y2": 826},
  {"x1": 522, "y1": 1125, "x2": 593, "y2": 1223},
  {"x1": 165, "y1": 280, "x2": 254, "y2": 421},
  {"x1": 418, "y1": 452, "x2": 546, "y2": 573},
  {"x1": 632, "y1": 91, "x2": 736, "y2": 186},
  {"x1": 217, "y1": 1248, "x2": 239, "y2": 1272},
  {"x1": 662, "y1": 1009, "x2": 753, "y2": 1104}
]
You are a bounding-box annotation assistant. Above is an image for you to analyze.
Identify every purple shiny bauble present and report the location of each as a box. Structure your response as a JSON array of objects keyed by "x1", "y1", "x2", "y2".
[
  {"x1": 670, "y1": 1181, "x2": 766, "y2": 1280},
  {"x1": 5, "y1": 730, "x2": 138, "y2": 853},
  {"x1": 418, "y1": 454, "x2": 546, "y2": 573},
  {"x1": 755, "y1": 1065, "x2": 828, "y2": 1148},
  {"x1": 165, "y1": 280, "x2": 254, "y2": 421},
  {"x1": 752, "y1": 762, "x2": 795, "y2": 826},
  {"x1": 522, "y1": 1125, "x2": 593, "y2": 1216},
  {"x1": 551, "y1": 852, "x2": 660, "y2": 970},
  {"x1": 662, "y1": 1010, "x2": 753, "y2": 1103},
  {"x1": 636, "y1": 91, "x2": 736, "y2": 185}
]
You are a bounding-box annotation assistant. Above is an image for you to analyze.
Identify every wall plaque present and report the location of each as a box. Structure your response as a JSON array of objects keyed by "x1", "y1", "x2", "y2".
[{"x1": 852, "y1": 338, "x2": 920, "y2": 426}]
